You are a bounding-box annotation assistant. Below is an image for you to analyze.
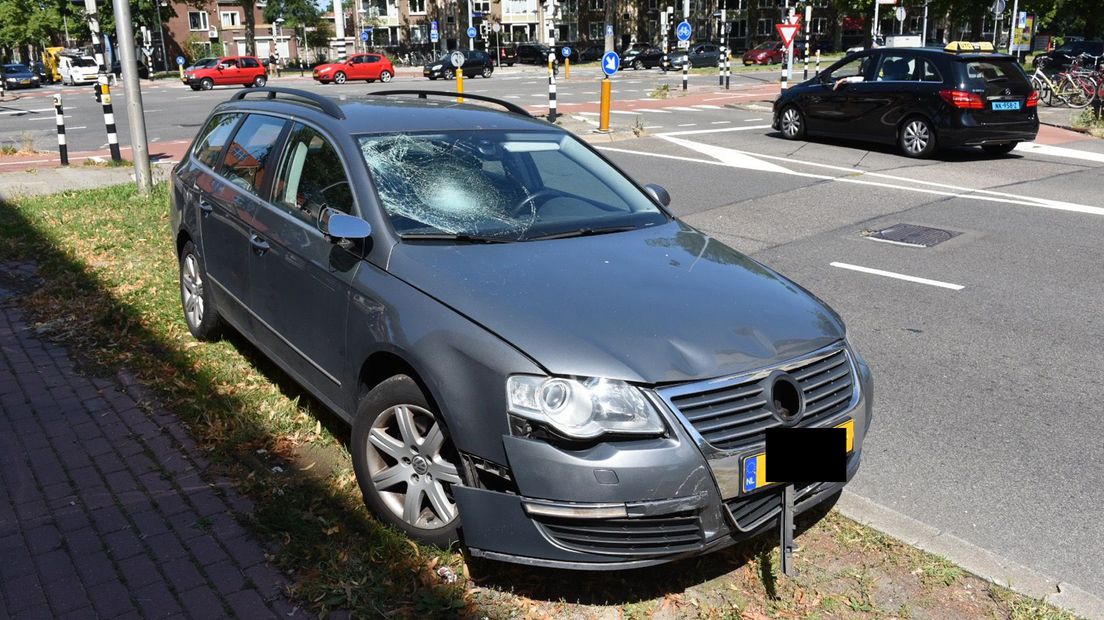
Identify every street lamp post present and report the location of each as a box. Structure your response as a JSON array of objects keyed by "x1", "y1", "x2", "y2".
[{"x1": 468, "y1": 0, "x2": 474, "y2": 51}]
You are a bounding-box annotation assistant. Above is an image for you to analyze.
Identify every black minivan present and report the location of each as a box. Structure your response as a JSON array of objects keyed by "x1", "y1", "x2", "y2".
[{"x1": 773, "y1": 45, "x2": 1039, "y2": 157}]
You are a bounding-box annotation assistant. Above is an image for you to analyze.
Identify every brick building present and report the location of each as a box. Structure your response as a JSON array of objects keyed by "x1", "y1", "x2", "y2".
[{"x1": 161, "y1": 0, "x2": 299, "y2": 64}]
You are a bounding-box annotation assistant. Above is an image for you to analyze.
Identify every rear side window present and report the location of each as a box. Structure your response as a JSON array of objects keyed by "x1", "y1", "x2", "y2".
[
  {"x1": 192, "y1": 113, "x2": 242, "y2": 169},
  {"x1": 919, "y1": 59, "x2": 942, "y2": 82},
  {"x1": 365, "y1": 55, "x2": 381, "y2": 63},
  {"x1": 875, "y1": 54, "x2": 916, "y2": 81},
  {"x1": 241, "y1": 57, "x2": 259, "y2": 68},
  {"x1": 220, "y1": 115, "x2": 287, "y2": 196}
]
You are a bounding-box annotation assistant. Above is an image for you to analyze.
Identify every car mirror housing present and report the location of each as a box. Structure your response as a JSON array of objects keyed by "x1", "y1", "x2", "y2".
[
  {"x1": 643, "y1": 183, "x2": 671, "y2": 208},
  {"x1": 319, "y1": 208, "x2": 372, "y2": 240}
]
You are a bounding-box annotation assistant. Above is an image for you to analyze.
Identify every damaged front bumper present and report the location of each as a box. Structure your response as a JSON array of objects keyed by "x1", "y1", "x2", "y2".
[{"x1": 456, "y1": 344, "x2": 873, "y2": 570}]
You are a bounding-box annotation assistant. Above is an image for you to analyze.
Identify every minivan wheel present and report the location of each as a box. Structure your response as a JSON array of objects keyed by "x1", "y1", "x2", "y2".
[
  {"x1": 179, "y1": 241, "x2": 222, "y2": 340},
  {"x1": 981, "y1": 141, "x2": 1018, "y2": 156},
  {"x1": 899, "y1": 116, "x2": 936, "y2": 158},
  {"x1": 779, "y1": 105, "x2": 806, "y2": 140},
  {"x1": 352, "y1": 375, "x2": 462, "y2": 547},
  {"x1": 334, "y1": 71, "x2": 347, "y2": 84},
  {"x1": 200, "y1": 77, "x2": 214, "y2": 91}
]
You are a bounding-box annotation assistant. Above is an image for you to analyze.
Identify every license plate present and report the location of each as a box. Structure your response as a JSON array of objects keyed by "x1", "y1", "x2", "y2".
[
  {"x1": 20, "y1": 79, "x2": 29, "y2": 84},
  {"x1": 992, "y1": 100, "x2": 1021, "y2": 111},
  {"x1": 741, "y1": 419, "x2": 854, "y2": 494}
]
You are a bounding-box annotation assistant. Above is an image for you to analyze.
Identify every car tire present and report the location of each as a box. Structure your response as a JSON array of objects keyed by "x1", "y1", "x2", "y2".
[
  {"x1": 380, "y1": 70, "x2": 393, "y2": 82},
  {"x1": 779, "y1": 105, "x2": 806, "y2": 140},
  {"x1": 633, "y1": 60, "x2": 645, "y2": 70},
  {"x1": 178, "y1": 240, "x2": 222, "y2": 341},
  {"x1": 481, "y1": 66, "x2": 492, "y2": 78},
  {"x1": 334, "y1": 71, "x2": 347, "y2": 84},
  {"x1": 253, "y1": 74, "x2": 267, "y2": 87},
  {"x1": 428, "y1": 76, "x2": 437, "y2": 80},
  {"x1": 351, "y1": 375, "x2": 463, "y2": 548},
  {"x1": 508, "y1": 62, "x2": 514, "y2": 67},
  {"x1": 981, "y1": 142, "x2": 1018, "y2": 156},
  {"x1": 444, "y1": 68, "x2": 455, "y2": 80},
  {"x1": 189, "y1": 85, "x2": 201, "y2": 91},
  {"x1": 898, "y1": 116, "x2": 936, "y2": 158},
  {"x1": 200, "y1": 77, "x2": 214, "y2": 91}
]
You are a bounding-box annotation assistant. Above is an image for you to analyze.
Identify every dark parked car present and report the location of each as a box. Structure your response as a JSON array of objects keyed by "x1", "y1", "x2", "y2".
[
  {"x1": 516, "y1": 43, "x2": 554, "y2": 64},
  {"x1": 667, "y1": 42, "x2": 723, "y2": 69},
  {"x1": 1031, "y1": 39, "x2": 1103, "y2": 71},
  {"x1": 574, "y1": 43, "x2": 604, "y2": 62},
  {"x1": 171, "y1": 86, "x2": 872, "y2": 569},
  {"x1": 31, "y1": 61, "x2": 54, "y2": 84},
  {"x1": 111, "y1": 58, "x2": 150, "y2": 79},
  {"x1": 494, "y1": 46, "x2": 517, "y2": 66},
  {"x1": 1, "y1": 63, "x2": 40, "y2": 89},
  {"x1": 623, "y1": 45, "x2": 666, "y2": 70},
  {"x1": 423, "y1": 50, "x2": 494, "y2": 79},
  {"x1": 773, "y1": 46, "x2": 1039, "y2": 157}
]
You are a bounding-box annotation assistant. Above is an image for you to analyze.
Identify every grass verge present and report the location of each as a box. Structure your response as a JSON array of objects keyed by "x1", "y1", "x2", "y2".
[{"x1": 0, "y1": 182, "x2": 1084, "y2": 619}]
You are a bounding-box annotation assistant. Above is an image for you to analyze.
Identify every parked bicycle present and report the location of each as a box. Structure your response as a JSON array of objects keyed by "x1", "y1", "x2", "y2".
[{"x1": 1029, "y1": 57, "x2": 1096, "y2": 108}]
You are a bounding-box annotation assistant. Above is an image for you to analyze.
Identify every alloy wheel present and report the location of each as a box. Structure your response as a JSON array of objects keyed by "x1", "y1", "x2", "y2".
[
  {"x1": 181, "y1": 253, "x2": 205, "y2": 330},
  {"x1": 781, "y1": 107, "x2": 802, "y2": 138},
  {"x1": 380, "y1": 70, "x2": 393, "y2": 82},
  {"x1": 335, "y1": 71, "x2": 347, "y2": 84},
  {"x1": 902, "y1": 119, "x2": 930, "y2": 155},
  {"x1": 365, "y1": 404, "x2": 462, "y2": 529}
]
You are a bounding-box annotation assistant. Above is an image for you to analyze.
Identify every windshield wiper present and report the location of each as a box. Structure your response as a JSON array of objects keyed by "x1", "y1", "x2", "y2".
[
  {"x1": 400, "y1": 233, "x2": 514, "y2": 244},
  {"x1": 524, "y1": 225, "x2": 638, "y2": 241}
]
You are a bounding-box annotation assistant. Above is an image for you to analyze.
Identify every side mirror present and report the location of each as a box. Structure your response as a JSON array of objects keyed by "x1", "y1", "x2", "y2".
[
  {"x1": 319, "y1": 208, "x2": 372, "y2": 240},
  {"x1": 643, "y1": 183, "x2": 671, "y2": 208}
]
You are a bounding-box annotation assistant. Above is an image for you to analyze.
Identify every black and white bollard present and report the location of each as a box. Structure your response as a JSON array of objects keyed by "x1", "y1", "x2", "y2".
[
  {"x1": 724, "y1": 48, "x2": 731, "y2": 89},
  {"x1": 815, "y1": 50, "x2": 821, "y2": 77},
  {"x1": 682, "y1": 61, "x2": 688, "y2": 91},
  {"x1": 547, "y1": 69, "x2": 558, "y2": 123},
  {"x1": 718, "y1": 49, "x2": 724, "y2": 87},
  {"x1": 780, "y1": 50, "x2": 789, "y2": 90},
  {"x1": 99, "y1": 83, "x2": 120, "y2": 160},
  {"x1": 54, "y1": 95, "x2": 68, "y2": 166}
]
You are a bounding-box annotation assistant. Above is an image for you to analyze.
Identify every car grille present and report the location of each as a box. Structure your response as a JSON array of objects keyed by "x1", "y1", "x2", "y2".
[
  {"x1": 724, "y1": 481, "x2": 836, "y2": 532},
  {"x1": 663, "y1": 347, "x2": 855, "y2": 452},
  {"x1": 535, "y1": 512, "x2": 704, "y2": 557}
]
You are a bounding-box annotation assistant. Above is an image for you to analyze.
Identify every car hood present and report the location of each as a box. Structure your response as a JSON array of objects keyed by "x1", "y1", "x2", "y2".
[{"x1": 387, "y1": 221, "x2": 845, "y2": 384}]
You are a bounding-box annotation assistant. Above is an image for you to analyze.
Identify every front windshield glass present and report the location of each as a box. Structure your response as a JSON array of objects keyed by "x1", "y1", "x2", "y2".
[
  {"x1": 72, "y1": 57, "x2": 97, "y2": 67},
  {"x1": 193, "y1": 58, "x2": 219, "y2": 68},
  {"x1": 358, "y1": 130, "x2": 667, "y2": 241},
  {"x1": 3, "y1": 64, "x2": 29, "y2": 73},
  {"x1": 754, "y1": 42, "x2": 774, "y2": 50}
]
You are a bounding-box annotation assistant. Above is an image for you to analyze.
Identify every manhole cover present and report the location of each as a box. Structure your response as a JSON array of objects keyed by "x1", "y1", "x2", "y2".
[{"x1": 866, "y1": 223, "x2": 960, "y2": 247}]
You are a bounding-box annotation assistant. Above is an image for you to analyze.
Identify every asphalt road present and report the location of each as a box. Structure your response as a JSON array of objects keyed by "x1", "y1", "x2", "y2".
[{"x1": 3, "y1": 64, "x2": 1103, "y2": 609}]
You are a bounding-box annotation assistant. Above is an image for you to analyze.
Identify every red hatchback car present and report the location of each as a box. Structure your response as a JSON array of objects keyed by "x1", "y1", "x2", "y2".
[
  {"x1": 313, "y1": 54, "x2": 395, "y2": 84},
  {"x1": 183, "y1": 56, "x2": 268, "y2": 90}
]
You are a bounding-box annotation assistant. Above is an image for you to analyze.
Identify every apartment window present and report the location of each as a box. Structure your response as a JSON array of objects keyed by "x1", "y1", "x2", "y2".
[
  {"x1": 648, "y1": 0, "x2": 658, "y2": 9},
  {"x1": 474, "y1": 0, "x2": 490, "y2": 12},
  {"x1": 409, "y1": 0, "x2": 426, "y2": 14},
  {"x1": 589, "y1": 0, "x2": 602, "y2": 10},
  {"x1": 811, "y1": 17, "x2": 826, "y2": 34},
  {"x1": 589, "y1": 22, "x2": 603, "y2": 38},
  {"x1": 188, "y1": 11, "x2": 209, "y2": 31},
  {"x1": 757, "y1": 0, "x2": 772, "y2": 8},
  {"x1": 220, "y1": 11, "x2": 239, "y2": 27},
  {"x1": 756, "y1": 18, "x2": 772, "y2": 35},
  {"x1": 731, "y1": 18, "x2": 747, "y2": 37}
]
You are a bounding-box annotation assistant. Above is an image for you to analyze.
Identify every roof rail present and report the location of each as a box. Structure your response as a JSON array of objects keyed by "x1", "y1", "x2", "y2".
[
  {"x1": 230, "y1": 87, "x2": 346, "y2": 120},
  {"x1": 366, "y1": 90, "x2": 532, "y2": 117}
]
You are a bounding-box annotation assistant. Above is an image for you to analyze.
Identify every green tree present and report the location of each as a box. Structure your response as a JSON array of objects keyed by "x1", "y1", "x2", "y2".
[{"x1": 305, "y1": 21, "x2": 332, "y2": 62}]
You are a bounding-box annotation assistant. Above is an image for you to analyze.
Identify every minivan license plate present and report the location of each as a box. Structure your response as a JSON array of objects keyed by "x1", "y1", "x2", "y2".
[{"x1": 992, "y1": 100, "x2": 1021, "y2": 111}]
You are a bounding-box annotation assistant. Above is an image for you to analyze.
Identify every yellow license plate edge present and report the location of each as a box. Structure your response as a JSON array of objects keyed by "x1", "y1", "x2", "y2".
[{"x1": 740, "y1": 419, "x2": 854, "y2": 494}]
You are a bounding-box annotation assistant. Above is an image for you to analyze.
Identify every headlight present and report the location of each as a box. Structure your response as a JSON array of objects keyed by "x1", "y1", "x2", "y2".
[
  {"x1": 431, "y1": 64, "x2": 442, "y2": 70},
  {"x1": 507, "y1": 375, "x2": 665, "y2": 439}
]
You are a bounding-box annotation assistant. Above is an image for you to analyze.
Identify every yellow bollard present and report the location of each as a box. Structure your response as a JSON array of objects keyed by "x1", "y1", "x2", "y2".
[
  {"x1": 456, "y1": 69, "x2": 464, "y2": 104},
  {"x1": 599, "y1": 77, "x2": 611, "y2": 132},
  {"x1": 178, "y1": 65, "x2": 184, "y2": 81},
  {"x1": 566, "y1": 58, "x2": 571, "y2": 80}
]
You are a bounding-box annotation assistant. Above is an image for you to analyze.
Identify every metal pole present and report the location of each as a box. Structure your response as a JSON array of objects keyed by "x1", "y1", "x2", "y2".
[
  {"x1": 1007, "y1": 0, "x2": 1019, "y2": 55},
  {"x1": 84, "y1": 0, "x2": 121, "y2": 163},
  {"x1": 803, "y1": 5, "x2": 810, "y2": 80},
  {"x1": 54, "y1": 95, "x2": 68, "y2": 166},
  {"x1": 111, "y1": 0, "x2": 153, "y2": 194},
  {"x1": 547, "y1": 56, "x2": 557, "y2": 122},
  {"x1": 872, "y1": 1, "x2": 880, "y2": 42},
  {"x1": 921, "y1": 1, "x2": 928, "y2": 47},
  {"x1": 468, "y1": 0, "x2": 474, "y2": 51}
]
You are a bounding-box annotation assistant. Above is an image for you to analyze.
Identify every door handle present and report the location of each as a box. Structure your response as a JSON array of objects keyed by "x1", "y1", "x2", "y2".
[
  {"x1": 198, "y1": 198, "x2": 213, "y2": 215},
  {"x1": 249, "y1": 234, "x2": 270, "y2": 255}
]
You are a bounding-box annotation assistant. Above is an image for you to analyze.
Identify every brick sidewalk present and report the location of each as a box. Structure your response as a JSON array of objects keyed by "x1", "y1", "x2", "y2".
[{"x1": 0, "y1": 263, "x2": 303, "y2": 618}]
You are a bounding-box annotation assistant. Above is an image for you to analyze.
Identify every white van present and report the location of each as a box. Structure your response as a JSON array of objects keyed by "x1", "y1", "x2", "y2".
[{"x1": 58, "y1": 55, "x2": 99, "y2": 85}]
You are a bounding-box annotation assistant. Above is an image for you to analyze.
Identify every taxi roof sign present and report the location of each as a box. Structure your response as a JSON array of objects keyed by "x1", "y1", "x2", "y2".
[{"x1": 944, "y1": 41, "x2": 996, "y2": 53}]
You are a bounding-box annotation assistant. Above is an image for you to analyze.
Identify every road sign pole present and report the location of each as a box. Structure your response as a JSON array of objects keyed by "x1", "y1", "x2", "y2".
[
  {"x1": 803, "y1": 5, "x2": 811, "y2": 81},
  {"x1": 815, "y1": 49, "x2": 821, "y2": 77},
  {"x1": 1007, "y1": 0, "x2": 1019, "y2": 55},
  {"x1": 548, "y1": 60, "x2": 557, "y2": 123},
  {"x1": 111, "y1": 0, "x2": 153, "y2": 194},
  {"x1": 84, "y1": 0, "x2": 121, "y2": 163},
  {"x1": 599, "y1": 77, "x2": 611, "y2": 132},
  {"x1": 718, "y1": 49, "x2": 723, "y2": 87},
  {"x1": 725, "y1": 46, "x2": 731, "y2": 89},
  {"x1": 566, "y1": 58, "x2": 570, "y2": 79}
]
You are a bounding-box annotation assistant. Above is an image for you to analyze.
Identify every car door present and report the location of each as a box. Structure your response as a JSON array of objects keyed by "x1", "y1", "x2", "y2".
[
  {"x1": 803, "y1": 53, "x2": 875, "y2": 134},
  {"x1": 185, "y1": 112, "x2": 253, "y2": 328},
  {"x1": 846, "y1": 52, "x2": 920, "y2": 142},
  {"x1": 249, "y1": 121, "x2": 361, "y2": 401},
  {"x1": 346, "y1": 55, "x2": 365, "y2": 79},
  {"x1": 363, "y1": 55, "x2": 382, "y2": 79}
]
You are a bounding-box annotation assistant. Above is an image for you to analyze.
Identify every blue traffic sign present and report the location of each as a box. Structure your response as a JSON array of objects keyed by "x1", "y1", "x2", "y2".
[
  {"x1": 562, "y1": 46, "x2": 572, "y2": 57},
  {"x1": 676, "y1": 20, "x2": 692, "y2": 41},
  {"x1": 467, "y1": 26, "x2": 477, "y2": 38},
  {"x1": 601, "y1": 51, "x2": 620, "y2": 76},
  {"x1": 431, "y1": 32, "x2": 439, "y2": 43},
  {"x1": 175, "y1": 55, "x2": 185, "y2": 66},
  {"x1": 360, "y1": 30, "x2": 370, "y2": 42},
  {"x1": 606, "y1": 24, "x2": 614, "y2": 38},
  {"x1": 430, "y1": 20, "x2": 438, "y2": 32}
]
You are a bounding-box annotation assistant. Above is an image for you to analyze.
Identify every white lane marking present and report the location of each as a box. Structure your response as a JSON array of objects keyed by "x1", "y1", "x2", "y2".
[
  {"x1": 29, "y1": 116, "x2": 72, "y2": 121},
  {"x1": 504, "y1": 95, "x2": 520, "y2": 99},
  {"x1": 636, "y1": 108, "x2": 672, "y2": 114},
  {"x1": 1014, "y1": 142, "x2": 1104, "y2": 164},
  {"x1": 599, "y1": 143, "x2": 1104, "y2": 216},
  {"x1": 610, "y1": 110, "x2": 639, "y2": 115},
  {"x1": 711, "y1": 120, "x2": 732, "y2": 124},
  {"x1": 644, "y1": 125, "x2": 663, "y2": 129},
  {"x1": 180, "y1": 95, "x2": 200, "y2": 99},
  {"x1": 693, "y1": 104, "x2": 723, "y2": 109},
  {"x1": 830, "y1": 262, "x2": 964, "y2": 291},
  {"x1": 667, "y1": 106, "x2": 701, "y2": 111},
  {"x1": 576, "y1": 111, "x2": 598, "y2": 116},
  {"x1": 655, "y1": 125, "x2": 770, "y2": 136},
  {"x1": 743, "y1": 117, "x2": 764, "y2": 121},
  {"x1": 678, "y1": 123, "x2": 697, "y2": 127},
  {"x1": 0, "y1": 107, "x2": 54, "y2": 115}
]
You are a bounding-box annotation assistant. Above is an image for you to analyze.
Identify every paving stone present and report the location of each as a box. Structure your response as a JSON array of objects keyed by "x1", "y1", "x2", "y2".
[
  {"x1": 225, "y1": 589, "x2": 277, "y2": 618},
  {"x1": 87, "y1": 579, "x2": 138, "y2": 618},
  {"x1": 178, "y1": 586, "x2": 229, "y2": 620},
  {"x1": 132, "y1": 580, "x2": 183, "y2": 618}
]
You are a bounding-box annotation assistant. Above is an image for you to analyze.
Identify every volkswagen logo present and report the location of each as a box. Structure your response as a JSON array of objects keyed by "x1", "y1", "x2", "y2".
[{"x1": 767, "y1": 371, "x2": 805, "y2": 426}]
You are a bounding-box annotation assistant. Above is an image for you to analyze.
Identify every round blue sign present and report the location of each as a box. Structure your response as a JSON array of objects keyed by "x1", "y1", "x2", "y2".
[
  {"x1": 562, "y1": 46, "x2": 572, "y2": 58},
  {"x1": 676, "y1": 21, "x2": 692, "y2": 41},
  {"x1": 176, "y1": 55, "x2": 185, "y2": 66},
  {"x1": 601, "y1": 51, "x2": 620, "y2": 76},
  {"x1": 467, "y1": 26, "x2": 477, "y2": 38},
  {"x1": 360, "y1": 30, "x2": 370, "y2": 42}
]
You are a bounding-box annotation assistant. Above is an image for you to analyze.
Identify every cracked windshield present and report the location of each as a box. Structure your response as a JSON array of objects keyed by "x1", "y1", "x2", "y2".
[{"x1": 358, "y1": 131, "x2": 668, "y2": 241}]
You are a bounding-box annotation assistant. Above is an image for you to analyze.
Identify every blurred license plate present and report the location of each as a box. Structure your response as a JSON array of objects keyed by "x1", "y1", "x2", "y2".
[
  {"x1": 20, "y1": 79, "x2": 29, "y2": 84},
  {"x1": 741, "y1": 419, "x2": 854, "y2": 494},
  {"x1": 992, "y1": 101, "x2": 1021, "y2": 111}
]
